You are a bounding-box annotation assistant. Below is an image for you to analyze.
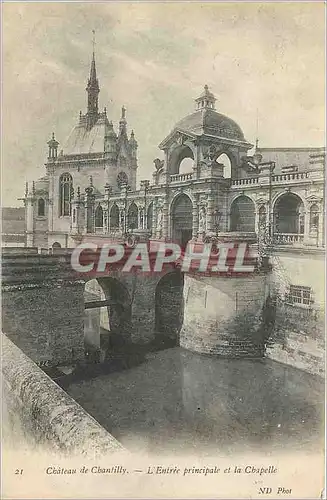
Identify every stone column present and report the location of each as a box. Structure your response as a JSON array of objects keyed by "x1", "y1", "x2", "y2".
[
  {"x1": 192, "y1": 194, "x2": 199, "y2": 239},
  {"x1": 193, "y1": 142, "x2": 200, "y2": 180},
  {"x1": 303, "y1": 209, "x2": 310, "y2": 245},
  {"x1": 318, "y1": 204, "x2": 324, "y2": 247},
  {"x1": 162, "y1": 193, "x2": 169, "y2": 240},
  {"x1": 152, "y1": 197, "x2": 158, "y2": 237},
  {"x1": 206, "y1": 194, "x2": 215, "y2": 233},
  {"x1": 85, "y1": 187, "x2": 95, "y2": 234},
  {"x1": 26, "y1": 183, "x2": 35, "y2": 247}
]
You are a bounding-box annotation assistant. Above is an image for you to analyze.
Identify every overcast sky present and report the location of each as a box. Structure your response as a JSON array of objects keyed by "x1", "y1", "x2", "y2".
[{"x1": 2, "y1": 2, "x2": 325, "y2": 207}]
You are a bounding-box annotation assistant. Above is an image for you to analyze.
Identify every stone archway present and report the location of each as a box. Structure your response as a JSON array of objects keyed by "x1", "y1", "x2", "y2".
[
  {"x1": 155, "y1": 270, "x2": 184, "y2": 348},
  {"x1": 168, "y1": 144, "x2": 195, "y2": 174},
  {"x1": 230, "y1": 195, "x2": 255, "y2": 232},
  {"x1": 84, "y1": 277, "x2": 132, "y2": 353},
  {"x1": 273, "y1": 193, "x2": 304, "y2": 234},
  {"x1": 171, "y1": 193, "x2": 193, "y2": 248}
]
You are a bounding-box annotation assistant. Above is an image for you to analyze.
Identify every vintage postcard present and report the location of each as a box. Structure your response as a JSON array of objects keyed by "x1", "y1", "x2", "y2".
[{"x1": 1, "y1": 2, "x2": 325, "y2": 499}]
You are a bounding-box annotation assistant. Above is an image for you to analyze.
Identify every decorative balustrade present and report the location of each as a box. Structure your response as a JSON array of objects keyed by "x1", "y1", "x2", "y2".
[
  {"x1": 273, "y1": 233, "x2": 304, "y2": 245},
  {"x1": 170, "y1": 172, "x2": 193, "y2": 182},
  {"x1": 272, "y1": 172, "x2": 309, "y2": 182},
  {"x1": 231, "y1": 177, "x2": 259, "y2": 186},
  {"x1": 231, "y1": 171, "x2": 311, "y2": 187}
]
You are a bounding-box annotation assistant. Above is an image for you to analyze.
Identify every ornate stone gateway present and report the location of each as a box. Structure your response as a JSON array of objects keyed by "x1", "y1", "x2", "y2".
[{"x1": 171, "y1": 194, "x2": 193, "y2": 247}]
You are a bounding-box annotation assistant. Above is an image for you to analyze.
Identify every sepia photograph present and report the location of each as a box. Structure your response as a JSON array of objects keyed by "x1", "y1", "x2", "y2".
[{"x1": 1, "y1": 2, "x2": 325, "y2": 498}]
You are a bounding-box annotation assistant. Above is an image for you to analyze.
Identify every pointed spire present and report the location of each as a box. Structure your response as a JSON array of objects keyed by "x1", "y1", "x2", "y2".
[
  {"x1": 129, "y1": 130, "x2": 137, "y2": 149},
  {"x1": 86, "y1": 30, "x2": 100, "y2": 127},
  {"x1": 119, "y1": 105, "x2": 127, "y2": 135}
]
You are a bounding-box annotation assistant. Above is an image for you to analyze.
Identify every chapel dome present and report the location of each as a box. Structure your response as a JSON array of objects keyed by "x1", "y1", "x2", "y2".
[{"x1": 174, "y1": 85, "x2": 245, "y2": 142}]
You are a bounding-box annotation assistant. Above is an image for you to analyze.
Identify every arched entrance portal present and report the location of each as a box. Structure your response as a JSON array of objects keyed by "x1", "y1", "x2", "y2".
[
  {"x1": 171, "y1": 194, "x2": 193, "y2": 248},
  {"x1": 155, "y1": 271, "x2": 184, "y2": 348}
]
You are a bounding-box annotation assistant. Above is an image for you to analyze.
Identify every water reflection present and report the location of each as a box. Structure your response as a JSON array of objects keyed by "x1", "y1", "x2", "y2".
[{"x1": 66, "y1": 348, "x2": 324, "y2": 456}]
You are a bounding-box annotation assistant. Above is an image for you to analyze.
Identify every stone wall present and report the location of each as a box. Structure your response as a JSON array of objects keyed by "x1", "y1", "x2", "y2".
[
  {"x1": 180, "y1": 273, "x2": 270, "y2": 357},
  {"x1": 2, "y1": 333, "x2": 124, "y2": 456},
  {"x1": 265, "y1": 302, "x2": 325, "y2": 378},
  {"x1": 2, "y1": 282, "x2": 85, "y2": 366}
]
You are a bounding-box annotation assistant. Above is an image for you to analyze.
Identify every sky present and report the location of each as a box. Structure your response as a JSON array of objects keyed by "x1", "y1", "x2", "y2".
[{"x1": 2, "y1": 2, "x2": 325, "y2": 207}]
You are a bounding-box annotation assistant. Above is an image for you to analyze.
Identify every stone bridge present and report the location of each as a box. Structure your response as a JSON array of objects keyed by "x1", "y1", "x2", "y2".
[{"x1": 2, "y1": 247, "x2": 272, "y2": 368}]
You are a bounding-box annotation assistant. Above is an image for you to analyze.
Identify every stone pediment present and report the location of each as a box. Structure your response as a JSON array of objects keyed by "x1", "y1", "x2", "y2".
[
  {"x1": 158, "y1": 128, "x2": 196, "y2": 150},
  {"x1": 305, "y1": 194, "x2": 323, "y2": 205}
]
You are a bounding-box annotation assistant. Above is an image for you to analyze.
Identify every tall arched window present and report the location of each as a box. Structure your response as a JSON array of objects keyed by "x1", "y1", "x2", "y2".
[
  {"x1": 127, "y1": 202, "x2": 138, "y2": 230},
  {"x1": 59, "y1": 173, "x2": 73, "y2": 216},
  {"x1": 110, "y1": 204, "x2": 119, "y2": 229},
  {"x1": 38, "y1": 198, "x2": 45, "y2": 216},
  {"x1": 95, "y1": 204, "x2": 103, "y2": 229},
  {"x1": 309, "y1": 204, "x2": 319, "y2": 232}
]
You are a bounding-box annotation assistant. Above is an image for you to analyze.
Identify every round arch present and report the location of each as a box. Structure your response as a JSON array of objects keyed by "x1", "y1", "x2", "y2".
[
  {"x1": 170, "y1": 193, "x2": 193, "y2": 247},
  {"x1": 217, "y1": 153, "x2": 232, "y2": 179},
  {"x1": 273, "y1": 192, "x2": 304, "y2": 234},
  {"x1": 168, "y1": 144, "x2": 195, "y2": 174},
  {"x1": 230, "y1": 195, "x2": 255, "y2": 232}
]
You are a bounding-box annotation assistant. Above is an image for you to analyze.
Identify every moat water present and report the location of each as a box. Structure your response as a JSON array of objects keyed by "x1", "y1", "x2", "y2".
[{"x1": 66, "y1": 347, "x2": 324, "y2": 456}]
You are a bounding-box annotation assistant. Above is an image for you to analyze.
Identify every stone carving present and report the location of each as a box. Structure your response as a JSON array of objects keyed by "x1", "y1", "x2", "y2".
[
  {"x1": 153, "y1": 158, "x2": 164, "y2": 173},
  {"x1": 157, "y1": 207, "x2": 163, "y2": 228},
  {"x1": 198, "y1": 206, "x2": 207, "y2": 233},
  {"x1": 201, "y1": 144, "x2": 224, "y2": 167}
]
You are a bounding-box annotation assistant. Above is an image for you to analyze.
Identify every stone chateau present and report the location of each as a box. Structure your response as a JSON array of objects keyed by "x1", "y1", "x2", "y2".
[{"x1": 21, "y1": 49, "x2": 325, "y2": 311}]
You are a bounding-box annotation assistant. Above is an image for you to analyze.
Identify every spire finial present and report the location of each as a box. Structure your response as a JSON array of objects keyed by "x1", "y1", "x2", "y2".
[
  {"x1": 86, "y1": 31, "x2": 100, "y2": 126},
  {"x1": 255, "y1": 137, "x2": 259, "y2": 151},
  {"x1": 121, "y1": 106, "x2": 126, "y2": 120},
  {"x1": 92, "y1": 30, "x2": 96, "y2": 57}
]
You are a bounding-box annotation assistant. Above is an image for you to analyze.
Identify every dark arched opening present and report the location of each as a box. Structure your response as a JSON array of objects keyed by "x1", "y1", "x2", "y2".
[
  {"x1": 95, "y1": 204, "x2": 103, "y2": 229},
  {"x1": 59, "y1": 173, "x2": 73, "y2": 216},
  {"x1": 97, "y1": 277, "x2": 132, "y2": 350},
  {"x1": 38, "y1": 198, "x2": 45, "y2": 216},
  {"x1": 110, "y1": 204, "x2": 119, "y2": 230},
  {"x1": 127, "y1": 202, "x2": 138, "y2": 230},
  {"x1": 230, "y1": 195, "x2": 255, "y2": 232},
  {"x1": 171, "y1": 193, "x2": 193, "y2": 248},
  {"x1": 274, "y1": 193, "x2": 304, "y2": 234},
  {"x1": 155, "y1": 270, "x2": 184, "y2": 349}
]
